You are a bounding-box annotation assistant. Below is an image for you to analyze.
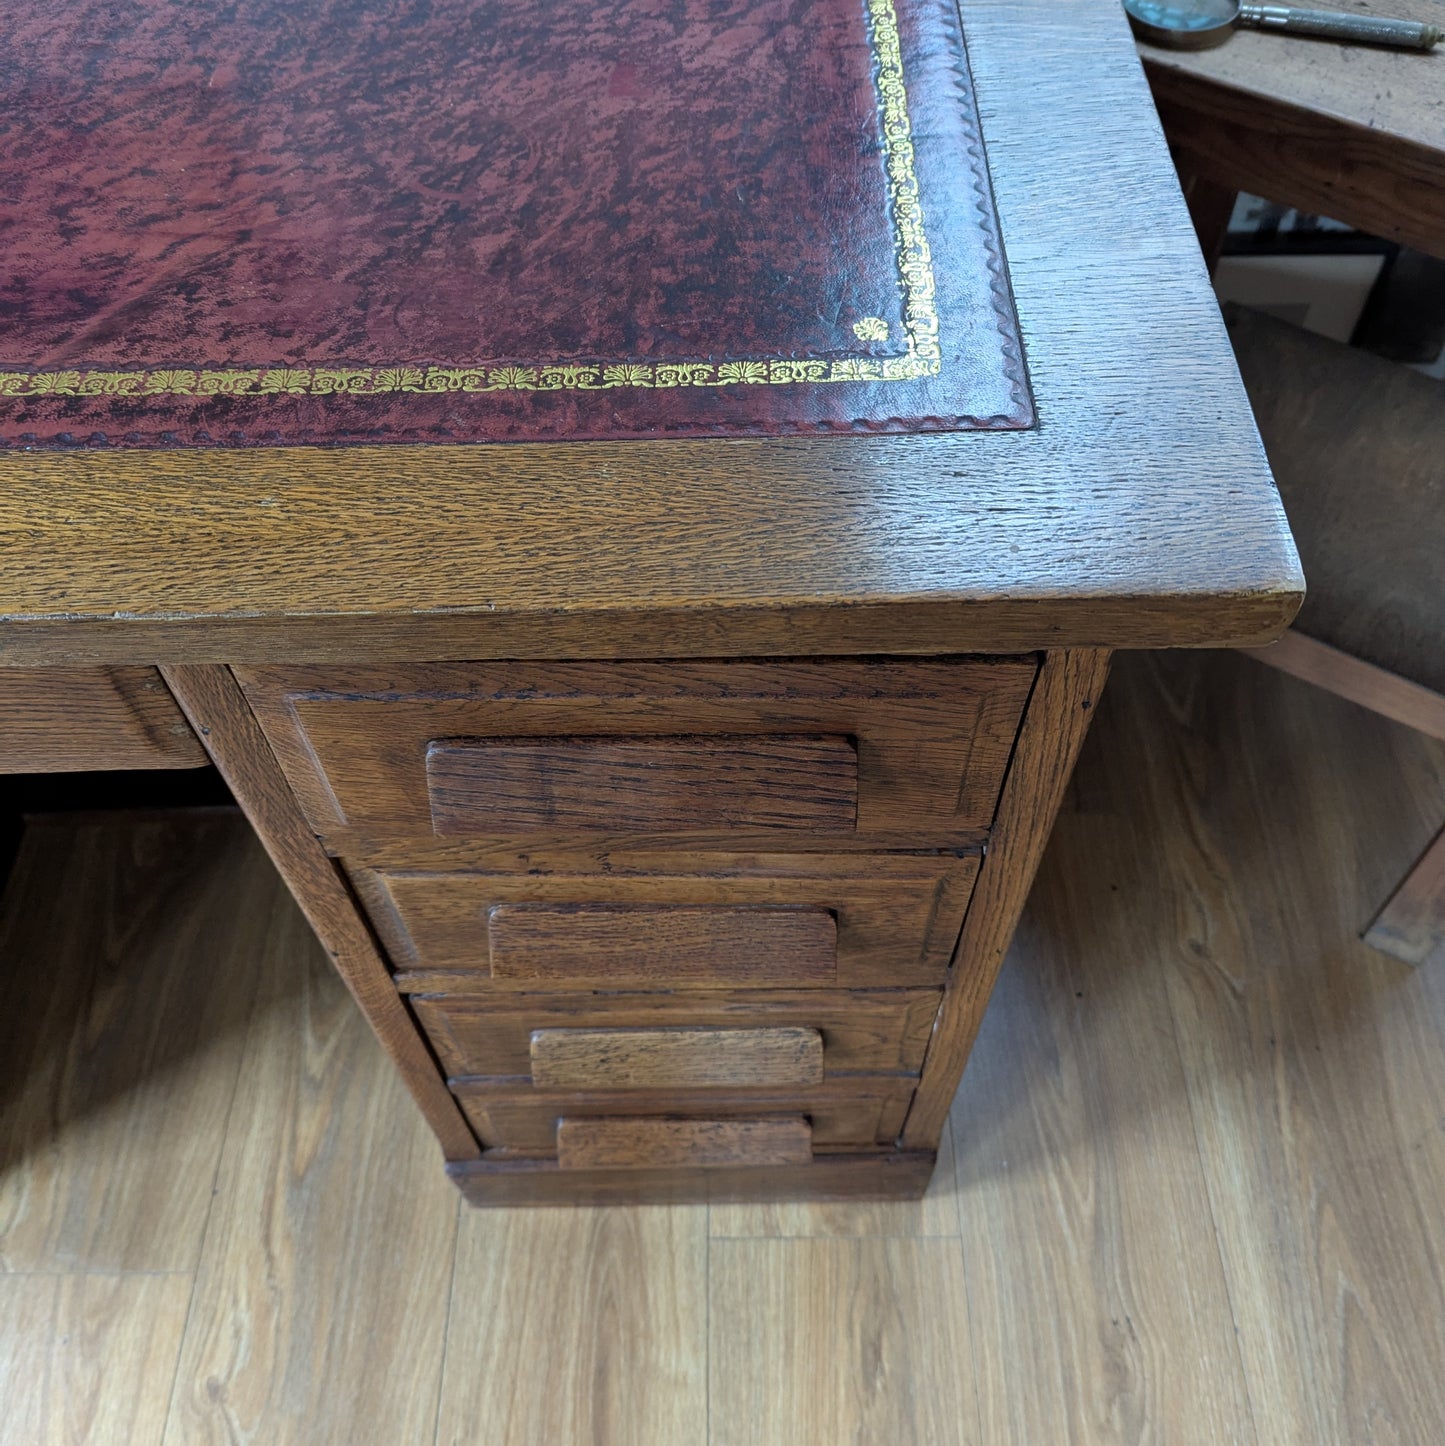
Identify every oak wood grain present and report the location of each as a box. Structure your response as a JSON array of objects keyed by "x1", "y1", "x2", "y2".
[
  {"x1": 0, "y1": 595, "x2": 1299, "y2": 667},
  {"x1": 452, "y1": 1078, "x2": 916, "y2": 1155},
  {"x1": 427, "y1": 734, "x2": 858, "y2": 833},
  {"x1": 163, "y1": 900, "x2": 459, "y2": 1445},
  {"x1": 236, "y1": 657, "x2": 1034, "y2": 849},
  {"x1": 365, "y1": 852, "x2": 978, "y2": 992},
  {"x1": 1365, "y1": 824, "x2": 1445, "y2": 967},
  {"x1": 487, "y1": 903, "x2": 838, "y2": 989},
  {"x1": 447, "y1": 1151, "x2": 935, "y2": 1207},
  {"x1": 0, "y1": 815, "x2": 265, "y2": 1272},
  {"x1": 405, "y1": 988, "x2": 940, "y2": 1079},
  {"x1": 0, "y1": 1274, "x2": 192, "y2": 1446},
  {"x1": 557, "y1": 1117, "x2": 813, "y2": 1170},
  {"x1": 530, "y1": 1028, "x2": 825, "y2": 1091},
  {"x1": 904, "y1": 647, "x2": 1111, "y2": 1146},
  {"x1": 0, "y1": 0, "x2": 1300, "y2": 667},
  {"x1": 342, "y1": 822, "x2": 989, "y2": 864},
  {"x1": 1141, "y1": 0, "x2": 1445, "y2": 255},
  {"x1": 709, "y1": 1240, "x2": 976, "y2": 1446},
  {"x1": 0, "y1": 667, "x2": 206, "y2": 773},
  {"x1": 160, "y1": 664, "x2": 480, "y2": 1160},
  {"x1": 436, "y1": 1207, "x2": 706, "y2": 1443}
]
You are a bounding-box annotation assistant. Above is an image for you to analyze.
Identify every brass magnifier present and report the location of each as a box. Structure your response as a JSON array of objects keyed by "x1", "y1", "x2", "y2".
[{"x1": 1123, "y1": 0, "x2": 1442, "y2": 49}]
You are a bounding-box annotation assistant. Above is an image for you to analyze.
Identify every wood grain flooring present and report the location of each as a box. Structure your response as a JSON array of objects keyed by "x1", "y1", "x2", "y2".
[
  {"x1": 710, "y1": 1240, "x2": 976, "y2": 1446},
  {"x1": 1, "y1": 649, "x2": 1442, "y2": 1443},
  {"x1": 438, "y1": 1206, "x2": 707, "y2": 1445},
  {"x1": 0, "y1": 814, "x2": 268, "y2": 1274},
  {"x1": 0, "y1": 1274, "x2": 192, "y2": 1446},
  {"x1": 160, "y1": 890, "x2": 459, "y2": 1445}
]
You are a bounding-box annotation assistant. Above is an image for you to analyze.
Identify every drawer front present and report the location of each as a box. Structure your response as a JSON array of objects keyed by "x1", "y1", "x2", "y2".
[
  {"x1": 367, "y1": 853, "x2": 978, "y2": 990},
  {"x1": 448, "y1": 1151, "x2": 936, "y2": 1207},
  {"x1": 556, "y1": 1117, "x2": 813, "y2": 1170},
  {"x1": 452, "y1": 1079, "x2": 915, "y2": 1156},
  {"x1": 407, "y1": 988, "x2": 941, "y2": 1079},
  {"x1": 235, "y1": 657, "x2": 1036, "y2": 849},
  {"x1": 529, "y1": 1027, "x2": 824, "y2": 1091},
  {"x1": 487, "y1": 902, "x2": 837, "y2": 987},
  {"x1": 427, "y1": 734, "x2": 858, "y2": 833}
]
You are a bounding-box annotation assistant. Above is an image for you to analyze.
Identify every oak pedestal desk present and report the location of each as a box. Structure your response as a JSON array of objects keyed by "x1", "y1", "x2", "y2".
[{"x1": 0, "y1": 0, "x2": 1301, "y2": 1206}]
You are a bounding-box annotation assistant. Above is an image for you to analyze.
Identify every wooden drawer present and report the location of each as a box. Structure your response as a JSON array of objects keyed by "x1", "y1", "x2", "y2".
[
  {"x1": 407, "y1": 988, "x2": 941, "y2": 1080},
  {"x1": 235, "y1": 657, "x2": 1036, "y2": 850},
  {"x1": 363, "y1": 852, "x2": 979, "y2": 991},
  {"x1": 451, "y1": 1078, "x2": 917, "y2": 1156},
  {"x1": 447, "y1": 1151, "x2": 937, "y2": 1207},
  {"x1": 0, "y1": 668, "x2": 207, "y2": 773},
  {"x1": 556, "y1": 1117, "x2": 813, "y2": 1170},
  {"x1": 529, "y1": 1028, "x2": 824, "y2": 1090}
]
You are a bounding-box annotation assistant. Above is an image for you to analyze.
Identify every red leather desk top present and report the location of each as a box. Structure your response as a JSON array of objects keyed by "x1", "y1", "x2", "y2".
[{"x1": 1, "y1": 0, "x2": 1031, "y2": 449}]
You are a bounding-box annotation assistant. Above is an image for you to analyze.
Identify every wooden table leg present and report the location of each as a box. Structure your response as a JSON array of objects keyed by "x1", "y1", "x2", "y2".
[{"x1": 1366, "y1": 824, "x2": 1445, "y2": 968}]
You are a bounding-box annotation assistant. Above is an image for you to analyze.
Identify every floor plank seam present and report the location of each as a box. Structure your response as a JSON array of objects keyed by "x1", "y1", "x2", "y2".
[
  {"x1": 1165, "y1": 973, "x2": 1265, "y2": 1446},
  {"x1": 157, "y1": 906, "x2": 271, "y2": 1446},
  {"x1": 948, "y1": 1115, "x2": 989, "y2": 1446},
  {"x1": 0, "y1": 1269, "x2": 195, "y2": 1279},
  {"x1": 1148, "y1": 655, "x2": 1266, "y2": 1446},
  {"x1": 705, "y1": 1208, "x2": 712, "y2": 1446},
  {"x1": 706, "y1": 1232, "x2": 962, "y2": 1242},
  {"x1": 431, "y1": 1195, "x2": 465, "y2": 1446}
]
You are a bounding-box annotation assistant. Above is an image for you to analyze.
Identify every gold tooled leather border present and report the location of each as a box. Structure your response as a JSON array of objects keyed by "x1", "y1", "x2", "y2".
[{"x1": 1, "y1": 0, "x2": 943, "y2": 403}]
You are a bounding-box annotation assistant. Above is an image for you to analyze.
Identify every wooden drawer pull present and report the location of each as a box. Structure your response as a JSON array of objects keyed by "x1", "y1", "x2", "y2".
[
  {"x1": 556, "y1": 1117, "x2": 813, "y2": 1170},
  {"x1": 488, "y1": 903, "x2": 838, "y2": 987},
  {"x1": 426, "y1": 734, "x2": 858, "y2": 833},
  {"x1": 530, "y1": 1027, "x2": 825, "y2": 1090}
]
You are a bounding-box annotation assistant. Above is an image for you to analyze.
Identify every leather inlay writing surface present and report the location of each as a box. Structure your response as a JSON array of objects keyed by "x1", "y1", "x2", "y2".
[{"x1": 0, "y1": 0, "x2": 1031, "y2": 448}]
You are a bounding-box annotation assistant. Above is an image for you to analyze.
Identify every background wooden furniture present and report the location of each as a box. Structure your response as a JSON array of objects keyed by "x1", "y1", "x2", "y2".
[
  {"x1": 0, "y1": 0, "x2": 1302, "y2": 1206},
  {"x1": 1140, "y1": 0, "x2": 1445, "y2": 264},
  {"x1": 1229, "y1": 307, "x2": 1444, "y2": 967},
  {"x1": 1139, "y1": 15, "x2": 1443, "y2": 968}
]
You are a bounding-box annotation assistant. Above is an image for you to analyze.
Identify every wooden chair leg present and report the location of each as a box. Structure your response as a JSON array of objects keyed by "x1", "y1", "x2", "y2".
[
  {"x1": 1173, "y1": 160, "x2": 1235, "y2": 276},
  {"x1": 1244, "y1": 635, "x2": 1445, "y2": 968},
  {"x1": 1365, "y1": 824, "x2": 1445, "y2": 968},
  {"x1": 1243, "y1": 632, "x2": 1445, "y2": 743}
]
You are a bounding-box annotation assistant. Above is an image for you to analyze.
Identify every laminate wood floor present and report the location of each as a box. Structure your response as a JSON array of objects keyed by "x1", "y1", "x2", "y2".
[{"x1": 2, "y1": 650, "x2": 1442, "y2": 1444}]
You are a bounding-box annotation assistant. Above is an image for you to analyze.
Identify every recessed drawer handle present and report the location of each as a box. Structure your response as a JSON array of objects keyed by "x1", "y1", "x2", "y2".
[
  {"x1": 487, "y1": 902, "x2": 838, "y2": 988},
  {"x1": 529, "y1": 1027, "x2": 825, "y2": 1090},
  {"x1": 426, "y1": 733, "x2": 858, "y2": 833},
  {"x1": 556, "y1": 1116, "x2": 813, "y2": 1170}
]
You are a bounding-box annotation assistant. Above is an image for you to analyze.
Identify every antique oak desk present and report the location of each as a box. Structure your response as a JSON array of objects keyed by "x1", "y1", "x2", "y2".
[{"x1": 0, "y1": 0, "x2": 1301, "y2": 1206}]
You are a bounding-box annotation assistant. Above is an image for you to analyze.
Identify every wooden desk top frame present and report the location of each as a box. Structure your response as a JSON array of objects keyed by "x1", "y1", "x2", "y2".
[
  {"x1": 0, "y1": 0, "x2": 1301, "y2": 666},
  {"x1": 1140, "y1": 0, "x2": 1445, "y2": 259}
]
